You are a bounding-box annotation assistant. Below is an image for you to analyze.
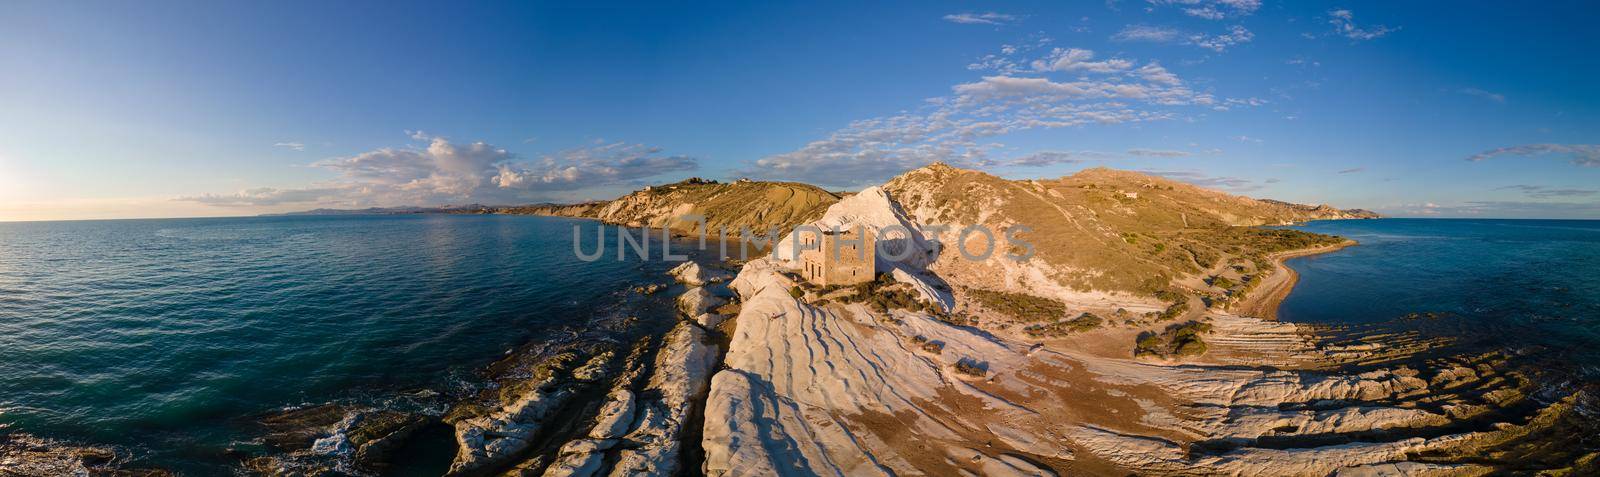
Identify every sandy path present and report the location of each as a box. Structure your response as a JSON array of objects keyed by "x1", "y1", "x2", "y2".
[{"x1": 1234, "y1": 239, "x2": 1355, "y2": 320}]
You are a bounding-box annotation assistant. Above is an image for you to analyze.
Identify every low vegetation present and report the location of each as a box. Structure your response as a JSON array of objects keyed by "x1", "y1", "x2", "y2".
[
  {"x1": 1134, "y1": 321, "x2": 1215, "y2": 359},
  {"x1": 837, "y1": 273, "x2": 943, "y2": 315},
  {"x1": 1023, "y1": 312, "x2": 1103, "y2": 338},
  {"x1": 910, "y1": 335, "x2": 944, "y2": 354},
  {"x1": 952, "y1": 359, "x2": 987, "y2": 378},
  {"x1": 962, "y1": 287, "x2": 1068, "y2": 322},
  {"x1": 1148, "y1": 290, "x2": 1191, "y2": 321}
]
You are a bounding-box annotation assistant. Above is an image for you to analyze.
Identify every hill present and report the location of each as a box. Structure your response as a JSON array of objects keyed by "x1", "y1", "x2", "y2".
[
  {"x1": 487, "y1": 178, "x2": 839, "y2": 237},
  {"x1": 882, "y1": 164, "x2": 1366, "y2": 299}
]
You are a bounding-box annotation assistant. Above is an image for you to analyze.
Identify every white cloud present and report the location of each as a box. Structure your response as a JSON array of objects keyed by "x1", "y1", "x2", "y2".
[
  {"x1": 1328, "y1": 9, "x2": 1396, "y2": 40},
  {"x1": 1111, "y1": 24, "x2": 1253, "y2": 52},
  {"x1": 1496, "y1": 185, "x2": 1598, "y2": 199},
  {"x1": 1146, "y1": 0, "x2": 1261, "y2": 19},
  {"x1": 273, "y1": 142, "x2": 306, "y2": 151},
  {"x1": 1458, "y1": 88, "x2": 1506, "y2": 104},
  {"x1": 996, "y1": 151, "x2": 1115, "y2": 167},
  {"x1": 178, "y1": 186, "x2": 350, "y2": 207},
  {"x1": 1127, "y1": 148, "x2": 1191, "y2": 157},
  {"x1": 750, "y1": 46, "x2": 1257, "y2": 186},
  {"x1": 1467, "y1": 144, "x2": 1600, "y2": 167},
  {"x1": 1030, "y1": 48, "x2": 1134, "y2": 73},
  {"x1": 1390, "y1": 200, "x2": 1600, "y2": 219},
  {"x1": 492, "y1": 142, "x2": 697, "y2": 191},
  {"x1": 943, "y1": 12, "x2": 1020, "y2": 26},
  {"x1": 1111, "y1": 25, "x2": 1182, "y2": 42},
  {"x1": 1136, "y1": 62, "x2": 1182, "y2": 85},
  {"x1": 1142, "y1": 169, "x2": 1262, "y2": 191},
  {"x1": 181, "y1": 136, "x2": 698, "y2": 208},
  {"x1": 406, "y1": 129, "x2": 431, "y2": 140},
  {"x1": 1190, "y1": 25, "x2": 1254, "y2": 52}
]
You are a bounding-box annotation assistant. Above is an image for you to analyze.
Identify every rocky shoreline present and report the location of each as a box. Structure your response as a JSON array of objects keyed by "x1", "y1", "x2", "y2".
[{"x1": 7, "y1": 166, "x2": 1598, "y2": 476}]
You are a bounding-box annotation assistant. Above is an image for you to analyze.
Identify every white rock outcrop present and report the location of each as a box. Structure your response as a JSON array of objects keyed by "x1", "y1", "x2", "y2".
[
  {"x1": 448, "y1": 352, "x2": 613, "y2": 476},
  {"x1": 668, "y1": 261, "x2": 732, "y2": 286},
  {"x1": 698, "y1": 177, "x2": 1525, "y2": 476},
  {"x1": 676, "y1": 286, "x2": 727, "y2": 317},
  {"x1": 607, "y1": 322, "x2": 719, "y2": 476},
  {"x1": 772, "y1": 186, "x2": 939, "y2": 272}
]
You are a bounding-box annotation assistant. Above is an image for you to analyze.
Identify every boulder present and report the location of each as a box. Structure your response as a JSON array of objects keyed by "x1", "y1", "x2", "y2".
[
  {"x1": 668, "y1": 261, "x2": 732, "y2": 286},
  {"x1": 676, "y1": 287, "x2": 727, "y2": 316}
]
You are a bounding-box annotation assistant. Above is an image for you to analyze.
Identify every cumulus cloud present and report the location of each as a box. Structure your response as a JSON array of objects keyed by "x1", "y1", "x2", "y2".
[
  {"x1": 1458, "y1": 88, "x2": 1506, "y2": 104},
  {"x1": 1030, "y1": 48, "x2": 1134, "y2": 73},
  {"x1": 182, "y1": 136, "x2": 698, "y2": 208},
  {"x1": 1147, "y1": 0, "x2": 1261, "y2": 19},
  {"x1": 273, "y1": 142, "x2": 306, "y2": 151},
  {"x1": 1466, "y1": 144, "x2": 1600, "y2": 167},
  {"x1": 1127, "y1": 148, "x2": 1191, "y2": 157},
  {"x1": 750, "y1": 44, "x2": 1256, "y2": 186},
  {"x1": 943, "y1": 12, "x2": 1020, "y2": 25},
  {"x1": 492, "y1": 142, "x2": 697, "y2": 191},
  {"x1": 1328, "y1": 10, "x2": 1396, "y2": 40}
]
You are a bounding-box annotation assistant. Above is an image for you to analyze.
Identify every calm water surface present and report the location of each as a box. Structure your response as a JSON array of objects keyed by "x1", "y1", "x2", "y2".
[
  {"x1": 4, "y1": 215, "x2": 1597, "y2": 472},
  {"x1": 0, "y1": 214, "x2": 685, "y2": 473},
  {"x1": 1281, "y1": 218, "x2": 1600, "y2": 369}
]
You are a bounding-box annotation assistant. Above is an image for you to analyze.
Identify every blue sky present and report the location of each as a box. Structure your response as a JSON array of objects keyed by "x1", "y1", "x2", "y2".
[{"x1": 2, "y1": 0, "x2": 1597, "y2": 221}]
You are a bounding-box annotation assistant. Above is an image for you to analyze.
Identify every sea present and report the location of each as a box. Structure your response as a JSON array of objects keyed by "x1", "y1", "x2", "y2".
[
  {"x1": 0, "y1": 214, "x2": 700, "y2": 474},
  {"x1": 1280, "y1": 218, "x2": 1600, "y2": 378},
  {"x1": 1, "y1": 215, "x2": 1597, "y2": 473}
]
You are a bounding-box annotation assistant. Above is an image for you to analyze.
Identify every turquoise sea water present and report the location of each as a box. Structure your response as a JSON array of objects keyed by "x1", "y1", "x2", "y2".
[
  {"x1": 1281, "y1": 218, "x2": 1600, "y2": 372},
  {"x1": 0, "y1": 215, "x2": 689, "y2": 473}
]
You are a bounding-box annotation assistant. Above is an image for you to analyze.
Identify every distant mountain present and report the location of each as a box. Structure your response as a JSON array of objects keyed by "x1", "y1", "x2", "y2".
[
  {"x1": 1258, "y1": 199, "x2": 1382, "y2": 220},
  {"x1": 272, "y1": 204, "x2": 498, "y2": 216},
  {"x1": 280, "y1": 178, "x2": 842, "y2": 237}
]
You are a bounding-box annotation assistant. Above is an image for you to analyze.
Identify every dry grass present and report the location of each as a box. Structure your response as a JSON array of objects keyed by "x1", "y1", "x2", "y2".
[{"x1": 884, "y1": 164, "x2": 1359, "y2": 295}]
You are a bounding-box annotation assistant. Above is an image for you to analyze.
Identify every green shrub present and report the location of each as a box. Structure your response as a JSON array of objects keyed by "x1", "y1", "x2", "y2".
[
  {"x1": 1023, "y1": 312, "x2": 1104, "y2": 337},
  {"x1": 1173, "y1": 339, "x2": 1207, "y2": 357},
  {"x1": 964, "y1": 287, "x2": 1068, "y2": 322},
  {"x1": 953, "y1": 359, "x2": 986, "y2": 377},
  {"x1": 1134, "y1": 321, "x2": 1214, "y2": 359},
  {"x1": 789, "y1": 286, "x2": 804, "y2": 299}
]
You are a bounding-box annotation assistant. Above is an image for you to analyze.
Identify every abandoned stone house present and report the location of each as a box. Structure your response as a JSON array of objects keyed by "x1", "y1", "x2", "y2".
[{"x1": 799, "y1": 228, "x2": 875, "y2": 287}]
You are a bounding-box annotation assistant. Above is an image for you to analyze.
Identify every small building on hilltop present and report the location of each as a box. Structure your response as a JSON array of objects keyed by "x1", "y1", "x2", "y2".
[{"x1": 799, "y1": 228, "x2": 875, "y2": 287}]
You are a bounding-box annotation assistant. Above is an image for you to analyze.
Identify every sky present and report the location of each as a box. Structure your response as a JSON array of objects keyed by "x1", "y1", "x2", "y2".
[{"x1": 2, "y1": 0, "x2": 1598, "y2": 221}]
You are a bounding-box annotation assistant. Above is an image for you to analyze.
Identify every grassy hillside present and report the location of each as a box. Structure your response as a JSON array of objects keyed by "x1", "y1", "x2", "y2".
[
  {"x1": 518, "y1": 178, "x2": 839, "y2": 238},
  {"x1": 883, "y1": 164, "x2": 1352, "y2": 296}
]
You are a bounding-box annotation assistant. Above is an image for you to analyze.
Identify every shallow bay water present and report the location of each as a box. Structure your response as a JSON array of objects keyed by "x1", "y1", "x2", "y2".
[{"x1": 1281, "y1": 218, "x2": 1600, "y2": 374}]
